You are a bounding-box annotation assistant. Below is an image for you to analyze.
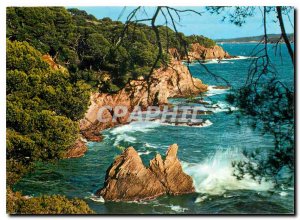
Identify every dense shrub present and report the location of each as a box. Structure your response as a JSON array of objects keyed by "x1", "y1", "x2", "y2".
[
  {"x1": 6, "y1": 40, "x2": 90, "y2": 185},
  {"x1": 7, "y1": 7, "x2": 216, "y2": 91},
  {"x1": 7, "y1": 188, "x2": 94, "y2": 214}
]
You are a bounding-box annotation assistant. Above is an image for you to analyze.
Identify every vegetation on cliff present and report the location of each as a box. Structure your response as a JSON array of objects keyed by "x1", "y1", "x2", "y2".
[
  {"x1": 7, "y1": 7, "x2": 216, "y2": 92},
  {"x1": 6, "y1": 40, "x2": 92, "y2": 214},
  {"x1": 7, "y1": 188, "x2": 94, "y2": 214},
  {"x1": 6, "y1": 7, "x2": 217, "y2": 214},
  {"x1": 7, "y1": 40, "x2": 91, "y2": 185}
]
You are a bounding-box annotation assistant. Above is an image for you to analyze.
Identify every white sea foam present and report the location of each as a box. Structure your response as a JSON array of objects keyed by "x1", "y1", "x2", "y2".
[
  {"x1": 144, "y1": 143, "x2": 158, "y2": 149},
  {"x1": 109, "y1": 121, "x2": 161, "y2": 146},
  {"x1": 201, "y1": 56, "x2": 255, "y2": 65},
  {"x1": 168, "y1": 205, "x2": 189, "y2": 213},
  {"x1": 205, "y1": 85, "x2": 230, "y2": 97},
  {"x1": 159, "y1": 119, "x2": 213, "y2": 128},
  {"x1": 182, "y1": 148, "x2": 274, "y2": 196},
  {"x1": 223, "y1": 55, "x2": 256, "y2": 61},
  {"x1": 194, "y1": 195, "x2": 208, "y2": 203},
  {"x1": 113, "y1": 134, "x2": 137, "y2": 146},
  {"x1": 279, "y1": 191, "x2": 288, "y2": 197},
  {"x1": 210, "y1": 101, "x2": 239, "y2": 113},
  {"x1": 89, "y1": 195, "x2": 105, "y2": 203},
  {"x1": 138, "y1": 150, "x2": 152, "y2": 156},
  {"x1": 110, "y1": 121, "x2": 161, "y2": 135},
  {"x1": 201, "y1": 59, "x2": 233, "y2": 65}
]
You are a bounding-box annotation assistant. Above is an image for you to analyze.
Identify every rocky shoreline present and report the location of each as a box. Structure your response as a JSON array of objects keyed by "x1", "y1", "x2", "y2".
[
  {"x1": 67, "y1": 44, "x2": 233, "y2": 158},
  {"x1": 56, "y1": 44, "x2": 235, "y2": 201},
  {"x1": 72, "y1": 59, "x2": 208, "y2": 155}
]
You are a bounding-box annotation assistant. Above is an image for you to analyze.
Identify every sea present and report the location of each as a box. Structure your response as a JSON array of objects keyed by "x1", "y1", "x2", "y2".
[{"x1": 14, "y1": 43, "x2": 295, "y2": 214}]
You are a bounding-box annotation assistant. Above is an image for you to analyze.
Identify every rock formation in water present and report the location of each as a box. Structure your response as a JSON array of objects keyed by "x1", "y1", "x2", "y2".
[
  {"x1": 65, "y1": 137, "x2": 87, "y2": 158},
  {"x1": 96, "y1": 144, "x2": 195, "y2": 201},
  {"x1": 186, "y1": 43, "x2": 234, "y2": 61}
]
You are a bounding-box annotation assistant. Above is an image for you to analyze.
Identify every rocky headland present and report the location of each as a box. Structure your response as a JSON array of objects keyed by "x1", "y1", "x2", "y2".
[
  {"x1": 69, "y1": 44, "x2": 233, "y2": 157},
  {"x1": 186, "y1": 43, "x2": 234, "y2": 61},
  {"x1": 96, "y1": 144, "x2": 195, "y2": 201},
  {"x1": 79, "y1": 59, "x2": 208, "y2": 142}
]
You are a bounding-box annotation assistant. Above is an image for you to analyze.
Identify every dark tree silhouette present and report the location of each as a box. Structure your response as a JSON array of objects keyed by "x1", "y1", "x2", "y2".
[{"x1": 118, "y1": 6, "x2": 294, "y2": 184}]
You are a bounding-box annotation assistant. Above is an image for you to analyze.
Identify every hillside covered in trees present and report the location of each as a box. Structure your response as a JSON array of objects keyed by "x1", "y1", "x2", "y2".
[
  {"x1": 6, "y1": 7, "x2": 218, "y2": 214},
  {"x1": 7, "y1": 7, "x2": 216, "y2": 93}
]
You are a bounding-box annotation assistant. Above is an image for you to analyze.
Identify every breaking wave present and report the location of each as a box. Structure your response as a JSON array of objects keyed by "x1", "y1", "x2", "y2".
[
  {"x1": 205, "y1": 85, "x2": 230, "y2": 97},
  {"x1": 109, "y1": 121, "x2": 161, "y2": 135},
  {"x1": 108, "y1": 121, "x2": 161, "y2": 146},
  {"x1": 223, "y1": 55, "x2": 256, "y2": 60},
  {"x1": 182, "y1": 148, "x2": 274, "y2": 196},
  {"x1": 201, "y1": 59, "x2": 234, "y2": 65},
  {"x1": 158, "y1": 119, "x2": 213, "y2": 128},
  {"x1": 209, "y1": 101, "x2": 239, "y2": 113}
]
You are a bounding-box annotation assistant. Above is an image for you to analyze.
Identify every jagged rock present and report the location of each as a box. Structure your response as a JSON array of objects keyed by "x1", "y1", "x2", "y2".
[
  {"x1": 185, "y1": 43, "x2": 234, "y2": 61},
  {"x1": 79, "y1": 60, "x2": 208, "y2": 140},
  {"x1": 96, "y1": 144, "x2": 195, "y2": 201},
  {"x1": 65, "y1": 138, "x2": 87, "y2": 158}
]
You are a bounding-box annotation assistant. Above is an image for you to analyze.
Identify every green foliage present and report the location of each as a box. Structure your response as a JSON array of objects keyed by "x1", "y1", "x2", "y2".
[
  {"x1": 7, "y1": 7, "x2": 216, "y2": 92},
  {"x1": 7, "y1": 188, "x2": 94, "y2": 214},
  {"x1": 6, "y1": 40, "x2": 90, "y2": 185},
  {"x1": 7, "y1": 7, "x2": 76, "y2": 63},
  {"x1": 186, "y1": 35, "x2": 216, "y2": 48}
]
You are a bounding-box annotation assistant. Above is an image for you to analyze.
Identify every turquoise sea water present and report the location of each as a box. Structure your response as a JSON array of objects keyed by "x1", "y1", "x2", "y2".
[{"x1": 14, "y1": 43, "x2": 294, "y2": 214}]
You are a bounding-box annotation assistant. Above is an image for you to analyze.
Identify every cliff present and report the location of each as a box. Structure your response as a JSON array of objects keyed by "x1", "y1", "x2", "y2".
[
  {"x1": 186, "y1": 43, "x2": 233, "y2": 61},
  {"x1": 65, "y1": 138, "x2": 87, "y2": 158},
  {"x1": 79, "y1": 59, "x2": 208, "y2": 141},
  {"x1": 96, "y1": 144, "x2": 195, "y2": 201},
  {"x1": 71, "y1": 43, "x2": 232, "y2": 154}
]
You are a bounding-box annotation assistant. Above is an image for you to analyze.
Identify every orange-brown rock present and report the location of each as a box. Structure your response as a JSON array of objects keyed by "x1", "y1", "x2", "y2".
[
  {"x1": 79, "y1": 60, "x2": 208, "y2": 140},
  {"x1": 96, "y1": 144, "x2": 195, "y2": 201},
  {"x1": 42, "y1": 54, "x2": 67, "y2": 71},
  {"x1": 185, "y1": 43, "x2": 233, "y2": 61},
  {"x1": 65, "y1": 138, "x2": 88, "y2": 158}
]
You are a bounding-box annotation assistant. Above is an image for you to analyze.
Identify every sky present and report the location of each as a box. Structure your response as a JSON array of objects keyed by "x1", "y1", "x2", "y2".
[{"x1": 75, "y1": 6, "x2": 294, "y2": 39}]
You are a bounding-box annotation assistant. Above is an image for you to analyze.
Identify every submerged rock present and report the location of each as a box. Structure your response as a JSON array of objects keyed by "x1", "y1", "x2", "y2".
[{"x1": 96, "y1": 144, "x2": 195, "y2": 201}]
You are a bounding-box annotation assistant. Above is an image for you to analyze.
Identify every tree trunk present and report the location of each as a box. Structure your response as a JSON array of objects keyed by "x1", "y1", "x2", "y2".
[{"x1": 276, "y1": 6, "x2": 294, "y2": 66}]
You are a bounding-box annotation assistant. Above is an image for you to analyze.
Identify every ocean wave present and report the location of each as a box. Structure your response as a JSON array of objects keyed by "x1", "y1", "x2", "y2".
[
  {"x1": 223, "y1": 55, "x2": 257, "y2": 61},
  {"x1": 201, "y1": 59, "x2": 234, "y2": 65},
  {"x1": 144, "y1": 142, "x2": 158, "y2": 149},
  {"x1": 88, "y1": 194, "x2": 105, "y2": 203},
  {"x1": 168, "y1": 205, "x2": 189, "y2": 213},
  {"x1": 205, "y1": 85, "x2": 230, "y2": 97},
  {"x1": 194, "y1": 195, "x2": 208, "y2": 203},
  {"x1": 109, "y1": 121, "x2": 161, "y2": 135},
  {"x1": 113, "y1": 134, "x2": 137, "y2": 146},
  {"x1": 210, "y1": 101, "x2": 239, "y2": 113},
  {"x1": 138, "y1": 150, "x2": 152, "y2": 156},
  {"x1": 108, "y1": 121, "x2": 161, "y2": 146},
  {"x1": 158, "y1": 119, "x2": 213, "y2": 128},
  {"x1": 182, "y1": 148, "x2": 274, "y2": 196}
]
